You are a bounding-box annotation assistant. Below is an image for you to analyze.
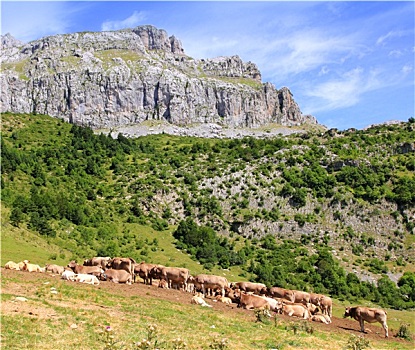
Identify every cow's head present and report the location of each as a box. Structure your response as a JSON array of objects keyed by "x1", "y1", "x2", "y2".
[
  {"x1": 67, "y1": 260, "x2": 77, "y2": 268},
  {"x1": 344, "y1": 307, "x2": 351, "y2": 318}
]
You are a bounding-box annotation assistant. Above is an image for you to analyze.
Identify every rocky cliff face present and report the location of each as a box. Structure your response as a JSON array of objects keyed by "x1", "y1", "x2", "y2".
[{"x1": 0, "y1": 25, "x2": 317, "y2": 129}]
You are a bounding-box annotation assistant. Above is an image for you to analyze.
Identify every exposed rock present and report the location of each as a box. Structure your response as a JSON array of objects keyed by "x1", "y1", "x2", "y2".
[{"x1": 0, "y1": 25, "x2": 318, "y2": 131}]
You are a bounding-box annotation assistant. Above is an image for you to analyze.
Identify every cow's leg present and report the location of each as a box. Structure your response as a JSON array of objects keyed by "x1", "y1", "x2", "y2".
[
  {"x1": 221, "y1": 287, "x2": 225, "y2": 297},
  {"x1": 359, "y1": 318, "x2": 366, "y2": 333},
  {"x1": 382, "y1": 321, "x2": 388, "y2": 338},
  {"x1": 202, "y1": 285, "x2": 206, "y2": 298}
]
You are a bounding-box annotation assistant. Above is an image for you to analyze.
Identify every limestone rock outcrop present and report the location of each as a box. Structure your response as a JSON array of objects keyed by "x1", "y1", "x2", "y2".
[{"x1": 0, "y1": 25, "x2": 318, "y2": 129}]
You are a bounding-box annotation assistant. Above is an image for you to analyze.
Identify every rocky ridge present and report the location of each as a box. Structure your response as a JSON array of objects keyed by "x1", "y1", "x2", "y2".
[{"x1": 0, "y1": 25, "x2": 318, "y2": 132}]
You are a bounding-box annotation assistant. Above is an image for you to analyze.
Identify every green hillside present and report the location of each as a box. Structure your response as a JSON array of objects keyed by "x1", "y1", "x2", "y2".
[{"x1": 1, "y1": 113, "x2": 414, "y2": 310}]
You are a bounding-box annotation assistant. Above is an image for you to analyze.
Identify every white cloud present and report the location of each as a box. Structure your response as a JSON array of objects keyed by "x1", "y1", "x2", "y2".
[
  {"x1": 389, "y1": 50, "x2": 403, "y2": 58},
  {"x1": 1, "y1": 2, "x2": 79, "y2": 42},
  {"x1": 401, "y1": 65, "x2": 413, "y2": 75},
  {"x1": 376, "y1": 30, "x2": 403, "y2": 46},
  {"x1": 101, "y1": 11, "x2": 146, "y2": 32},
  {"x1": 303, "y1": 67, "x2": 383, "y2": 113}
]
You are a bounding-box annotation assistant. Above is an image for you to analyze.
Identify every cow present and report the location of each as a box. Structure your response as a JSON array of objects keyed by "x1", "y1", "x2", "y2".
[
  {"x1": 318, "y1": 296, "x2": 332, "y2": 317},
  {"x1": 61, "y1": 270, "x2": 76, "y2": 281},
  {"x1": 74, "y1": 273, "x2": 100, "y2": 285},
  {"x1": 277, "y1": 302, "x2": 310, "y2": 319},
  {"x1": 22, "y1": 260, "x2": 43, "y2": 272},
  {"x1": 4, "y1": 261, "x2": 20, "y2": 270},
  {"x1": 344, "y1": 306, "x2": 388, "y2": 338},
  {"x1": 151, "y1": 266, "x2": 190, "y2": 291},
  {"x1": 106, "y1": 257, "x2": 136, "y2": 275},
  {"x1": 83, "y1": 257, "x2": 111, "y2": 270},
  {"x1": 238, "y1": 292, "x2": 271, "y2": 311},
  {"x1": 309, "y1": 292, "x2": 325, "y2": 306},
  {"x1": 45, "y1": 264, "x2": 65, "y2": 275},
  {"x1": 289, "y1": 290, "x2": 311, "y2": 305},
  {"x1": 191, "y1": 293, "x2": 212, "y2": 308},
  {"x1": 101, "y1": 269, "x2": 132, "y2": 284},
  {"x1": 134, "y1": 262, "x2": 159, "y2": 284},
  {"x1": 258, "y1": 296, "x2": 283, "y2": 312},
  {"x1": 214, "y1": 295, "x2": 233, "y2": 305},
  {"x1": 311, "y1": 314, "x2": 331, "y2": 324},
  {"x1": 67, "y1": 261, "x2": 103, "y2": 276},
  {"x1": 224, "y1": 287, "x2": 241, "y2": 303},
  {"x1": 193, "y1": 274, "x2": 229, "y2": 297},
  {"x1": 231, "y1": 282, "x2": 267, "y2": 295},
  {"x1": 267, "y1": 287, "x2": 294, "y2": 302},
  {"x1": 158, "y1": 279, "x2": 169, "y2": 289}
]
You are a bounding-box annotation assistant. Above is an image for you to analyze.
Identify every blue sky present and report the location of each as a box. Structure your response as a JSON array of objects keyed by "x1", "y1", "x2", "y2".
[{"x1": 1, "y1": 1, "x2": 414, "y2": 130}]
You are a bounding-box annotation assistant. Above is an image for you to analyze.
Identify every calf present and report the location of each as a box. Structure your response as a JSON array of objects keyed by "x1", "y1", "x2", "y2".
[{"x1": 344, "y1": 306, "x2": 388, "y2": 338}]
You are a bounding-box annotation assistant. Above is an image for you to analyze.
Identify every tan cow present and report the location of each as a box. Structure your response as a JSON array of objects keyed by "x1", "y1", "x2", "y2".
[
  {"x1": 214, "y1": 295, "x2": 233, "y2": 305},
  {"x1": 102, "y1": 269, "x2": 132, "y2": 284},
  {"x1": 45, "y1": 264, "x2": 65, "y2": 275},
  {"x1": 309, "y1": 292, "x2": 325, "y2": 306},
  {"x1": 5, "y1": 261, "x2": 20, "y2": 270},
  {"x1": 22, "y1": 260, "x2": 43, "y2": 272},
  {"x1": 231, "y1": 282, "x2": 267, "y2": 295},
  {"x1": 191, "y1": 293, "x2": 212, "y2": 308},
  {"x1": 193, "y1": 274, "x2": 229, "y2": 297},
  {"x1": 134, "y1": 262, "x2": 159, "y2": 284},
  {"x1": 318, "y1": 296, "x2": 333, "y2": 317},
  {"x1": 277, "y1": 302, "x2": 310, "y2": 319},
  {"x1": 83, "y1": 257, "x2": 111, "y2": 269},
  {"x1": 311, "y1": 314, "x2": 331, "y2": 324},
  {"x1": 267, "y1": 287, "x2": 294, "y2": 302},
  {"x1": 344, "y1": 306, "x2": 388, "y2": 338},
  {"x1": 151, "y1": 266, "x2": 190, "y2": 291},
  {"x1": 67, "y1": 261, "x2": 103, "y2": 276},
  {"x1": 238, "y1": 292, "x2": 271, "y2": 311},
  {"x1": 289, "y1": 290, "x2": 311, "y2": 304},
  {"x1": 106, "y1": 257, "x2": 136, "y2": 275}
]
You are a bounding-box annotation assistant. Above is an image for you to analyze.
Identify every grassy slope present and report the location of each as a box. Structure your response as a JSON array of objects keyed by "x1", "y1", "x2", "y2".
[{"x1": 1, "y1": 270, "x2": 413, "y2": 350}]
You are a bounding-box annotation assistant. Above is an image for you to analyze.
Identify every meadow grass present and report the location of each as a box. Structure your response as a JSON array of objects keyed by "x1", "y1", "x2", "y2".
[{"x1": 1, "y1": 271, "x2": 413, "y2": 350}]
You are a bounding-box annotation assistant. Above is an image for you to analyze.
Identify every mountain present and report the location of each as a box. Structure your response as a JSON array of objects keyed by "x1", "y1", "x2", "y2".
[{"x1": 0, "y1": 26, "x2": 317, "y2": 131}]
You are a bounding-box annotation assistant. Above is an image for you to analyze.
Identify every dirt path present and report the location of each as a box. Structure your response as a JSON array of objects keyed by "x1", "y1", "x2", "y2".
[{"x1": 1, "y1": 268, "x2": 410, "y2": 345}]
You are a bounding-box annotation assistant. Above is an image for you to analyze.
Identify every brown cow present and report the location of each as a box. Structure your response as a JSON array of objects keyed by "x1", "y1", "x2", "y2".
[
  {"x1": 83, "y1": 257, "x2": 111, "y2": 269},
  {"x1": 151, "y1": 266, "x2": 190, "y2": 291},
  {"x1": 106, "y1": 257, "x2": 136, "y2": 275},
  {"x1": 232, "y1": 282, "x2": 267, "y2": 295},
  {"x1": 238, "y1": 292, "x2": 271, "y2": 313},
  {"x1": 289, "y1": 290, "x2": 311, "y2": 304},
  {"x1": 193, "y1": 274, "x2": 229, "y2": 297},
  {"x1": 67, "y1": 261, "x2": 103, "y2": 276},
  {"x1": 344, "y1": 306, "x2": 388, "y2": 338},
  {"x1": 267, "y1": 287, "x2": 294, "y2": 302},
  {"x1": 102, "y1": 269, "x2": 132, "y2": 284},
  {"x1": 134, "y1": 262, "x2": 159, "y2": 284}
]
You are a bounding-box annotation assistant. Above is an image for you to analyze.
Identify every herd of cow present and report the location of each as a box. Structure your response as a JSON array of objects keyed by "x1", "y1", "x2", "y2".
[{"x1": 4, "y1": 257, "x2": 389, "y2": 338}]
